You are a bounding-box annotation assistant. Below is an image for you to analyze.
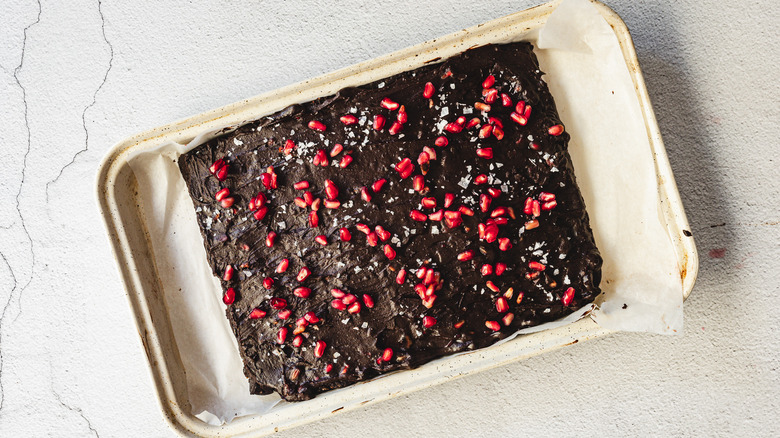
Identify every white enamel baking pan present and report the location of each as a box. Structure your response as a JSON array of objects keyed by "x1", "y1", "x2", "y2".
[{"x1": 97, "y1": 1, "x2": 698, "y2": 436}]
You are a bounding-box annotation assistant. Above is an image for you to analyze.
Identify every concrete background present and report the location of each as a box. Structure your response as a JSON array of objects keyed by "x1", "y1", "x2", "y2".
[{"x1": 0, "y1": 0, "x2": 777, "y2": 436}]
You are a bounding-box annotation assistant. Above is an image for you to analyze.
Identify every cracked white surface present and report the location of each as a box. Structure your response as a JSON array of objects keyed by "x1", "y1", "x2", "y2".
[{"x1": 0, "y1": 0, "x2": 778, "y2": 437}]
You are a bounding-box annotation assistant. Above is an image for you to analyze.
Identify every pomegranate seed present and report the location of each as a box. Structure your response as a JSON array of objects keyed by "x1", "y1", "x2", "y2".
[
  {"x1": 454, "y1": 320, "x2": 465, "y2": 329},
  {"x1": 493, "y1": 126, "x2": 504, "y2": 140},
  {"x1": 325, "y1": 364, "x2": 333, "y2": 373},
  {"x1": 526, "y1": 271, "x2": 540, "y2": 280},
  {"x1": 562, "y1": 287, "x2": 575, "y2": 306},
  {"x1": 331, "y1": 288, "x2": 346, "y2": 299},
  {"x1": 522, "y1": 104, "x2": 532, "y2": 120},
  {"x1": 422, "y1": 316, "x2": 437, "y2": 328},
  {"x1": 270, "y1": 297, "x2": 287, "y2": 309},
  {"x1": 277, "y1": 327, "x2": 288, "y2": 344},
  {"x1": 481, "y1": 264, "x2": 493, "y2": 276},
  {"x1": 324, "y1": 180, "x2": 338, "y2": 200},
  {"x1": 434, "y1": 136, "x2": 448, "y2": 147},
  {"x1": 315, "y1": 340, "x2": 327, "y2": 358},
  {"x1": 416, "y1": 267, "x2": 428, "y2": 279},
  {"x1": 294, "y1": 181, "x2": 309, "y2": 190},
  {"x1": 308, "y1": 120, "x2": 326, "y2": 131},
  {"x1": 542, "y1": 200, "x2": 558, "y2": 211},
  {"x1": 209, "y1": 159, "x2": 225, "y2": 175},
  {"x1": 297, "y1": 267, "x2": 311, "y2": 282},
  {"x1": 362, "y1": 294, "x2": 375, "y2": 308},
  {"x1": 515, "y1": 100, "x2": 526, "y2": 114},
  {"x1": 413, "y1": 175, "x2": 424, "y2": 192},
  {"x1": 223, "y1": 264, "x2": 234, "y2": 281},
  {"x1": 380, "y1": 97, "x2": 399, "y2": 110},
  {"x1": 501, "y1": 93, "x2": 512, "y2": 107},
  {"x1": 444, "y1": 122, "x2": 463, "y2": 133},
  {"x1": 262, "y1": 277, "x2": 274, "y2": 289},
  {"x1": 539, "y1": 192, "x2": 555, "y2": 202},
  {"x1": 347, "y1": 302, "x2": 361, "y2": 314},
  {"x1": 484, "y1": 224, "x2": 498, "y2": 243},
  {"x1": 360, "y1": 186, "x2": 372, "y2": 202},
  {"x1": 423, "y1": 269, "x2": 435, "y2": 286},
  {"x1": 215, "y1": 165, "x2": 228, "y2": 181},
  {"x1": 372, "y1": 178, "x2": 387, "y2": 192},
  {"x1": 491, "y1": 207, "x2": 507, "y2": 218},
  {"x1": 304, "y1": 311, "x2": 320, "y2": 324},
  {"x1": 339, "y1": 155, "x2": 353, "y2": 168},
  {"x1": 444, "y1": 215, "x2": 462, "y2": 229},
  {"x1": 455, "y1": 116, "x2": 467, "y2": 125},
  {"x1": 516, "y1": 291, "x2": 525, "y2": 304},
  {"x1": 458, "y1": 205, "x2": 475, "y2": 216},
  {"x1": 356, "y1": 223, "x2": 371, "y2": 234},
  {"x1": 375, "y1": 225, "x2": 391, "y2": 241},
  {"x1": 474, "y1": 102, "x2": 491, "y2": 112},
  {"x1": 530, "y1": 142, "x2": 540, "y2": 150},
  {"x1": 457, "y1": 250, "x2": 474, "y2": 261},
  {"x1": 366, "y1": 232, "x2": 379, "y2": 247},
  {"x1": 423, "y1": 82, "x2": 435, "y2": 98},
  {"x1": 311, "y1": 198, "x2": 321, "y2": 211},
  {"x1": 373, "y1": 114, "x2": 386, "y2": 130},
  {"x1": 478, "y1": 223, "x2": 486, "y2": 239},
  {"x1": 410, "y1": 210, "x2": 427, "y2": 222},
  {"x1": 292, "y1": 335, "x2": 303, "y2": 347},
  {"x1": 482, "y1": 75, "x2": 495, "y2": 88},
  {"x1": 523, "y1": 197, "x2": 534, "y2": 215},
  {"x1": 415, "y1": 284, "x2": 426, "y2": 298},
  {"x1": 389, "y1": 121, "x2": 403, "y2": 135},
  {"x1": 309, "y1": 211, "x2": 319, "y2": 227},
  {"x1": 324, "y1": 200, "x2": 340, "y2": 209},
  {"x1": 417, "y1": 151, "x2": 430, "y2": 165},
  {"x1": 293, "y1": 287, "x2": 311, "y2": 298},
  {"x1": 249, "y1": 308, "x2": 266, "y2": 319},
  {"x1": 339, "y1": 227, "x2": 352, "y2": 241},
  {"x1": 496, "y1": 297, "x2": 509, "y2": 313},
  {"x1": 485, "y1": 320, "x2": 500, "y2": 331},
  {"x1": 528, "y1": 261, "x2": 546, "y2": 271},
  {"x1": 548, "y1": 124, "x2": 564, "y2": 136},
  {"x1": 479, "y1": 124, "x2": 493, "y2": 139},
  {"x1": 219, "y1": 197, "x2": 234, "y2": 208},
  {"x1": 314, "y1": 234, "x2": 329, "y2": 244},
  {"x1": 304, "y1": 191, "x2": 314, "y2": 205},
  {"x1": 316, "y1": 149, "x2": 328, "y2": 167},
  {"x1": 502, "y1": 313, "x2": 514, "y2": 326},
  {"x1": 397, "y1": 106, "x2": 408, "y2": 123},
  {"x1": 278, "y1": 309, "x2": 292, "y2": 319},
  {"x1": 479, "y1": 194, "x2": 491, "y2": 213},
  {"x1": 428, "y1": 210, "x2": 443, "y2": 221},
  {"x1": 475, "y1": 174, "x2": 488, "y2": 185},
  {"x1": 421, "y1": 197, "x2": 437, "y2": 209},
  {"x1": 331, "y1": 299, "x2": 347, "y2": 310},
  {"x1": 222, "y1": 288, "x2": 235, "y2": 305},
  {"x1": 466, "y1": 117, "x2": 481, "y2": 129},
  {"x1": 444, "y1": 193, "x2": 455, "y2": 208},
  {"x1": 495, "y1": 263, "x2": 507, "y2": 276},
  {"x1": 214, "y1": 188, "x2": 230, "y2": 201},
  {"x1": 488, "y1": 188, "x2": 501, "y2": 198},
  {"x1": 382, "y1": 348, "x2": 393, "y2": 362},
  {"x1": 422, "y1": 146, "x2": 437, "y2": 160},
  {"x1": 524, "y1": 220, "x2": 539, "y2": 230},
  {"x1": 340, "y1": 114, "x2": 358, "y2": 125},
  {"x1": 396, "y1": 269, "x2": 407, "y2": 284},
  {"x1": 283, "y1": 139, "x2": 296, "y2": 154},
  {"x1": 396, "y1": 157, "x2": 413, "y2": 172},
  {"x1": 498, "y1": 238, "x2": 512, "y2": 251},
  {"x1": 265, "y1": 232, "x2": 279, "y2": 248},
  {"x1": 276, "y1": 259, "x2": 289, "y2": 273},
  {"x1": 510, "y1": 111, "x2": 527, "y2": 125},
  {"x1": 484, "y1": 88, "x2": 498, "y2": 104},
  {"x1": 532, "y1": 200, "x2": 541, "y2": 217},
  {"x1": 260, "y1": 172, "x2": 274, "y2": 189},
  {"x1": 489, "y1": 116, "x2": 504, "y2": 128}
]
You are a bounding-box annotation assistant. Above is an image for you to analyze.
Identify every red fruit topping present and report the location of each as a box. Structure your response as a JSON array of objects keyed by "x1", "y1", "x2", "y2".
[
  {"x1": 458, "y1": 205, "x2": 475, "y2": 216},
  {"x1": 324, "y1": 180, "x2": 338, "y2": 200},
  {"x1": 361, "y1": 186, "x2": 372, "y2": 202},
  {"x1": 356, "y1": 223, "x2": 371, "y2": 234},
  {"x1": 383, "y1": 244, "x2": 396, "y2": 260},
  {"x1": 496, "y1": 297, "x2": 509, "y2": 313},
  {"x1": 444, "y1": 193, "x2": 455, "y2": 208},
  {"x1": 548, "y1": 124, "x2": 564, "y2": 136},
  {"x1": 484, "y1": 223, "x2": 499, "y2": 243},
  {"x1": 314, "y1": 340, "x2": 327, "y2": 357},
  {"x1": 366, "y1": 232, "x2": 379, "y2": 247},
  {"x1": 495, "y1": 263, "x2": 507, "y2": 276},
  {"x1": 249, "y1": 308, "x2": 266, "y2": 319},
  {"x1": 308, "y1": 120, "x2": 326, "y2": 131},
  {"x1": 315, "y1": 149, "x2": 328, "y2": 167},
  {"x1": 542, "y1": 200, "x2": 557, "y2": 211},
  {"x1": 223, "y1": 264, "x2": 234, "y2": 281},
  {"x1": 423, "y1": 82, "x2": 435, "y2": 98},
  {"x1": 434, "y1": 136, "x2": 449, "y2": 147},
  {"x1": 309, "y1": 211, "x2": 319, "y2": 227},
  {"x1": 428, "y1": 210, "x2": 444, "y2": 221},
  {"x1": 422, "y1": 146, "x2": 437, "y2": 160},
  {"x1": 493, "y1": 126, "x2": 504, "y2": 140},
  {"x1": 382, "y1": 348, "x2": 393, "y2": 362},
  {"x1": 372, "y1": 178, "x2": 387, "y2": 192},
  {"x1": 304, "y1": 311, "x2": 320, "y2": 324},
  {"x1": 502, "y1": 313, "x2": 515, "y2": 326},
  {"x1": 222, "y1": 288, "x2": 235, "y2": 305},
  {"x1": 339, "y1": 155, "x2": 353, "y2": 168},
  {"x1": 532, "y1": 200, "x2": 541, "y2": 217},
  {"x1": 293, "y1": 287, "x2": 311, "y2": 298},
  {"x1": 396, "y1": 157, "x2": 413, "y2": 172},
  {"x1": 380, "y1": 97, "x2": 400, "y2": 110},
  {"x1": 479, "y1": 124, "x2": 493, "y2": 139},
  {"x1": 396, "y1": 269, "x2": 407, "y2": 284},
  {"x1": 277, "y1": 327, "x2": 288, "y2": 344},
  {"x1": 292, "y1": 335, "x2": 303, "y2": 347},
  {"x1": 416, "y1": 267, "x2": 428, "y2": 279},
  {"x1": 340, "y1": 114, "x2": 358, "y2": 125},
  {"x1": 484, "y1": 88, "x2": 498, "y2": 104},
  {"x1": 421, "y1": 197, "x2": 437, "y2": 209},
  {"x1": 481, "y1": 264, "x2": 493, "y2": 276},
  {"x1": 339, "y1": 227, "x2": 352, "y2": 241},
  {"x1": 276, "y1": 258, "x2": 289, "y2": 273},
  {"x1": 417, "y1": 151, "x2": 430, "y2": 165},
  {"x1": 474, "y1": 102, "x2": 491, "y2": 112},
  {"x1": 215, "y1": 165, "x2": 228, "y2": 181},
  {"x1": 562, "y1": 287, "x2": 575, "y2": 306},
  {"x1": 375, "y1": 225, "x2": 391, "y2": 241},
  {"x1": 262, "y1": 277, "x2": 274, "y2": 289},
  {"x1": 444, "y1": 122, "x2": 463, "y2": 133},
  {"x1": 498, "y1": 238, "x2": 512, "y2": 251},
  {"x1": 413, "y1": 175, "x2": 425, "y2": 192},
  {"x1": 343, "y1": 294, "x2": 357, "y2": 305},
  {"x1": 528, "y1": 261, "x2": 546, "y2": 271},
  {"x1": 389, "y1": 121, "x2": 402, "y2": 135},
  {"x1": 331, "y1": 299, "x2": 347, "y2": 310},
  {"x1": 363, "y1": 294, "x2": 375, "y2": 308},
  {"x1": 270, "y1": 297, "x2": 287, "y2": 309},
  {"x1": 482, "y1": 75, "x2": 495, "y2": 89},
  {"x1": 397, "y1": 106, "x2": 408, "y2": 123},
  {"x1": 478, "y1": 223, "x2": 486, "y2": 239},
  {"x1": 422, "y1": 316, "x2": 437, "y2": 328},
  {"x1": 491, "y1": 207, "x2": 507, "y2": 218},
  {"x1": 283, "y1": 139, "x2": 296, "y2": 155},
  {"x1": 457, "y1": 250, "x2": 474, "y2": 261},
  {"x1": 489, "y1": 116, "x2": 504, "y2": 128},
  {"x1": 454, "y1": 320, "x2": 465, "y2": 329},
  {"x1": 510, "y1": 111, "x2": 525, "y2": 125},
  {"x1": 303, "y1": 191, "x2": 314, "y2": 205},
  {"x1": 294, "y1": 181, "x2": 309, "y2": 190},
  {"x1": 410, "y1": 210, "x2": 427, "y2": 222},
  {"x1": 324, "y1": 200, "x2": 340, "y2": 209},
  {"x1": 347, "y1": 302, "x2": 361, "y2": 314},
  {"x1": 524, "y1": 220, "x2": 539, "y2": 230},
  {"x1": 373, "y1": 114, "x2": 386, "y2": 130},
  {"x1": 488, "y1": 188, "x2": 501, "y2": 198},
  {"x1": 214, "y1": 188, "x2": 230, "y2": 201},
  {"x1": 501, "y1": 93, "x2": 512, "y2": 107},
  {"x1": 480, "y1": 194, "x2": 492, "y2": 213},
  {"x1": 219, "y1": 197, "x2": 234, "y2": 208},
  {"x1": 475, "y1": 174, "x2": 488, "y2": 185},
  {"x1": 466, "y1": 117, "x2": 481, "y2": 129},
  {"x1": 331, "y1": 288, "x2": 346, "y2": 298},
  {"x1": 297, "y1": 267, "x2": 311, "y2": 282},
  {"x1": 485, "y1": 320, "x2": 501, "y2": 331},
  {"x1": 278, "y1": 309, "x2": 292, "y2": 319},
  {"x1": 209, "y1": 159, "x2": 225, "y2": 175}
]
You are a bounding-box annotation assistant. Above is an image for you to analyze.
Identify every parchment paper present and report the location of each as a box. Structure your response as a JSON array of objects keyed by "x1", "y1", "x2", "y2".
[{"x1": 127, "y1": 0, "x2": 683, "y2": 425}]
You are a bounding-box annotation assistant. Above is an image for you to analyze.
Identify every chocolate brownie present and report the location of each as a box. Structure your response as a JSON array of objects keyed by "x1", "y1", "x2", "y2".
[{"x1": 178, "y1": 43, "x2": 602, "y2": 401}]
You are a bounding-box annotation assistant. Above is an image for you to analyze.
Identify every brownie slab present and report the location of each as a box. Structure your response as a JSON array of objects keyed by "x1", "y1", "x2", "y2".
[{"x1": 178, "y1": 43, "x2": 602, "y2": 401}]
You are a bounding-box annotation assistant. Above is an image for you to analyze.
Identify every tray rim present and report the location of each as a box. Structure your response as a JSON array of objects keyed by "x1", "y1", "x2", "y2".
[{"x1": 96, "y1": 1, "x2": 698, "y2": 436}]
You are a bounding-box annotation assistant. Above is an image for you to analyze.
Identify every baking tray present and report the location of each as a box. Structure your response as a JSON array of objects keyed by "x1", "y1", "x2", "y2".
[{"x1": 96, "y1": 1, "x2": 698, "y2": 436}]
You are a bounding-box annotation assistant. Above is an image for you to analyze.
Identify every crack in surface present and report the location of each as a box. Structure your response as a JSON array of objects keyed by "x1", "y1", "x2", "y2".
[
  {"x1": 52, "y1": 389, "x2": 101, "y2": 438},
  {"x1": 0, "y1": 0, "x2": 42, "y2": 417},
  {"x1": 45, "y1": 0, "x2": 114, "y2": 201}
]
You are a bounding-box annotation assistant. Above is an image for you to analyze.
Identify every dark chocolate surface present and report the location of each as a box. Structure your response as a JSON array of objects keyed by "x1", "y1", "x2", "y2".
[{"x1": 178, "y1": 43, "x2": 602, "y2": 401}]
